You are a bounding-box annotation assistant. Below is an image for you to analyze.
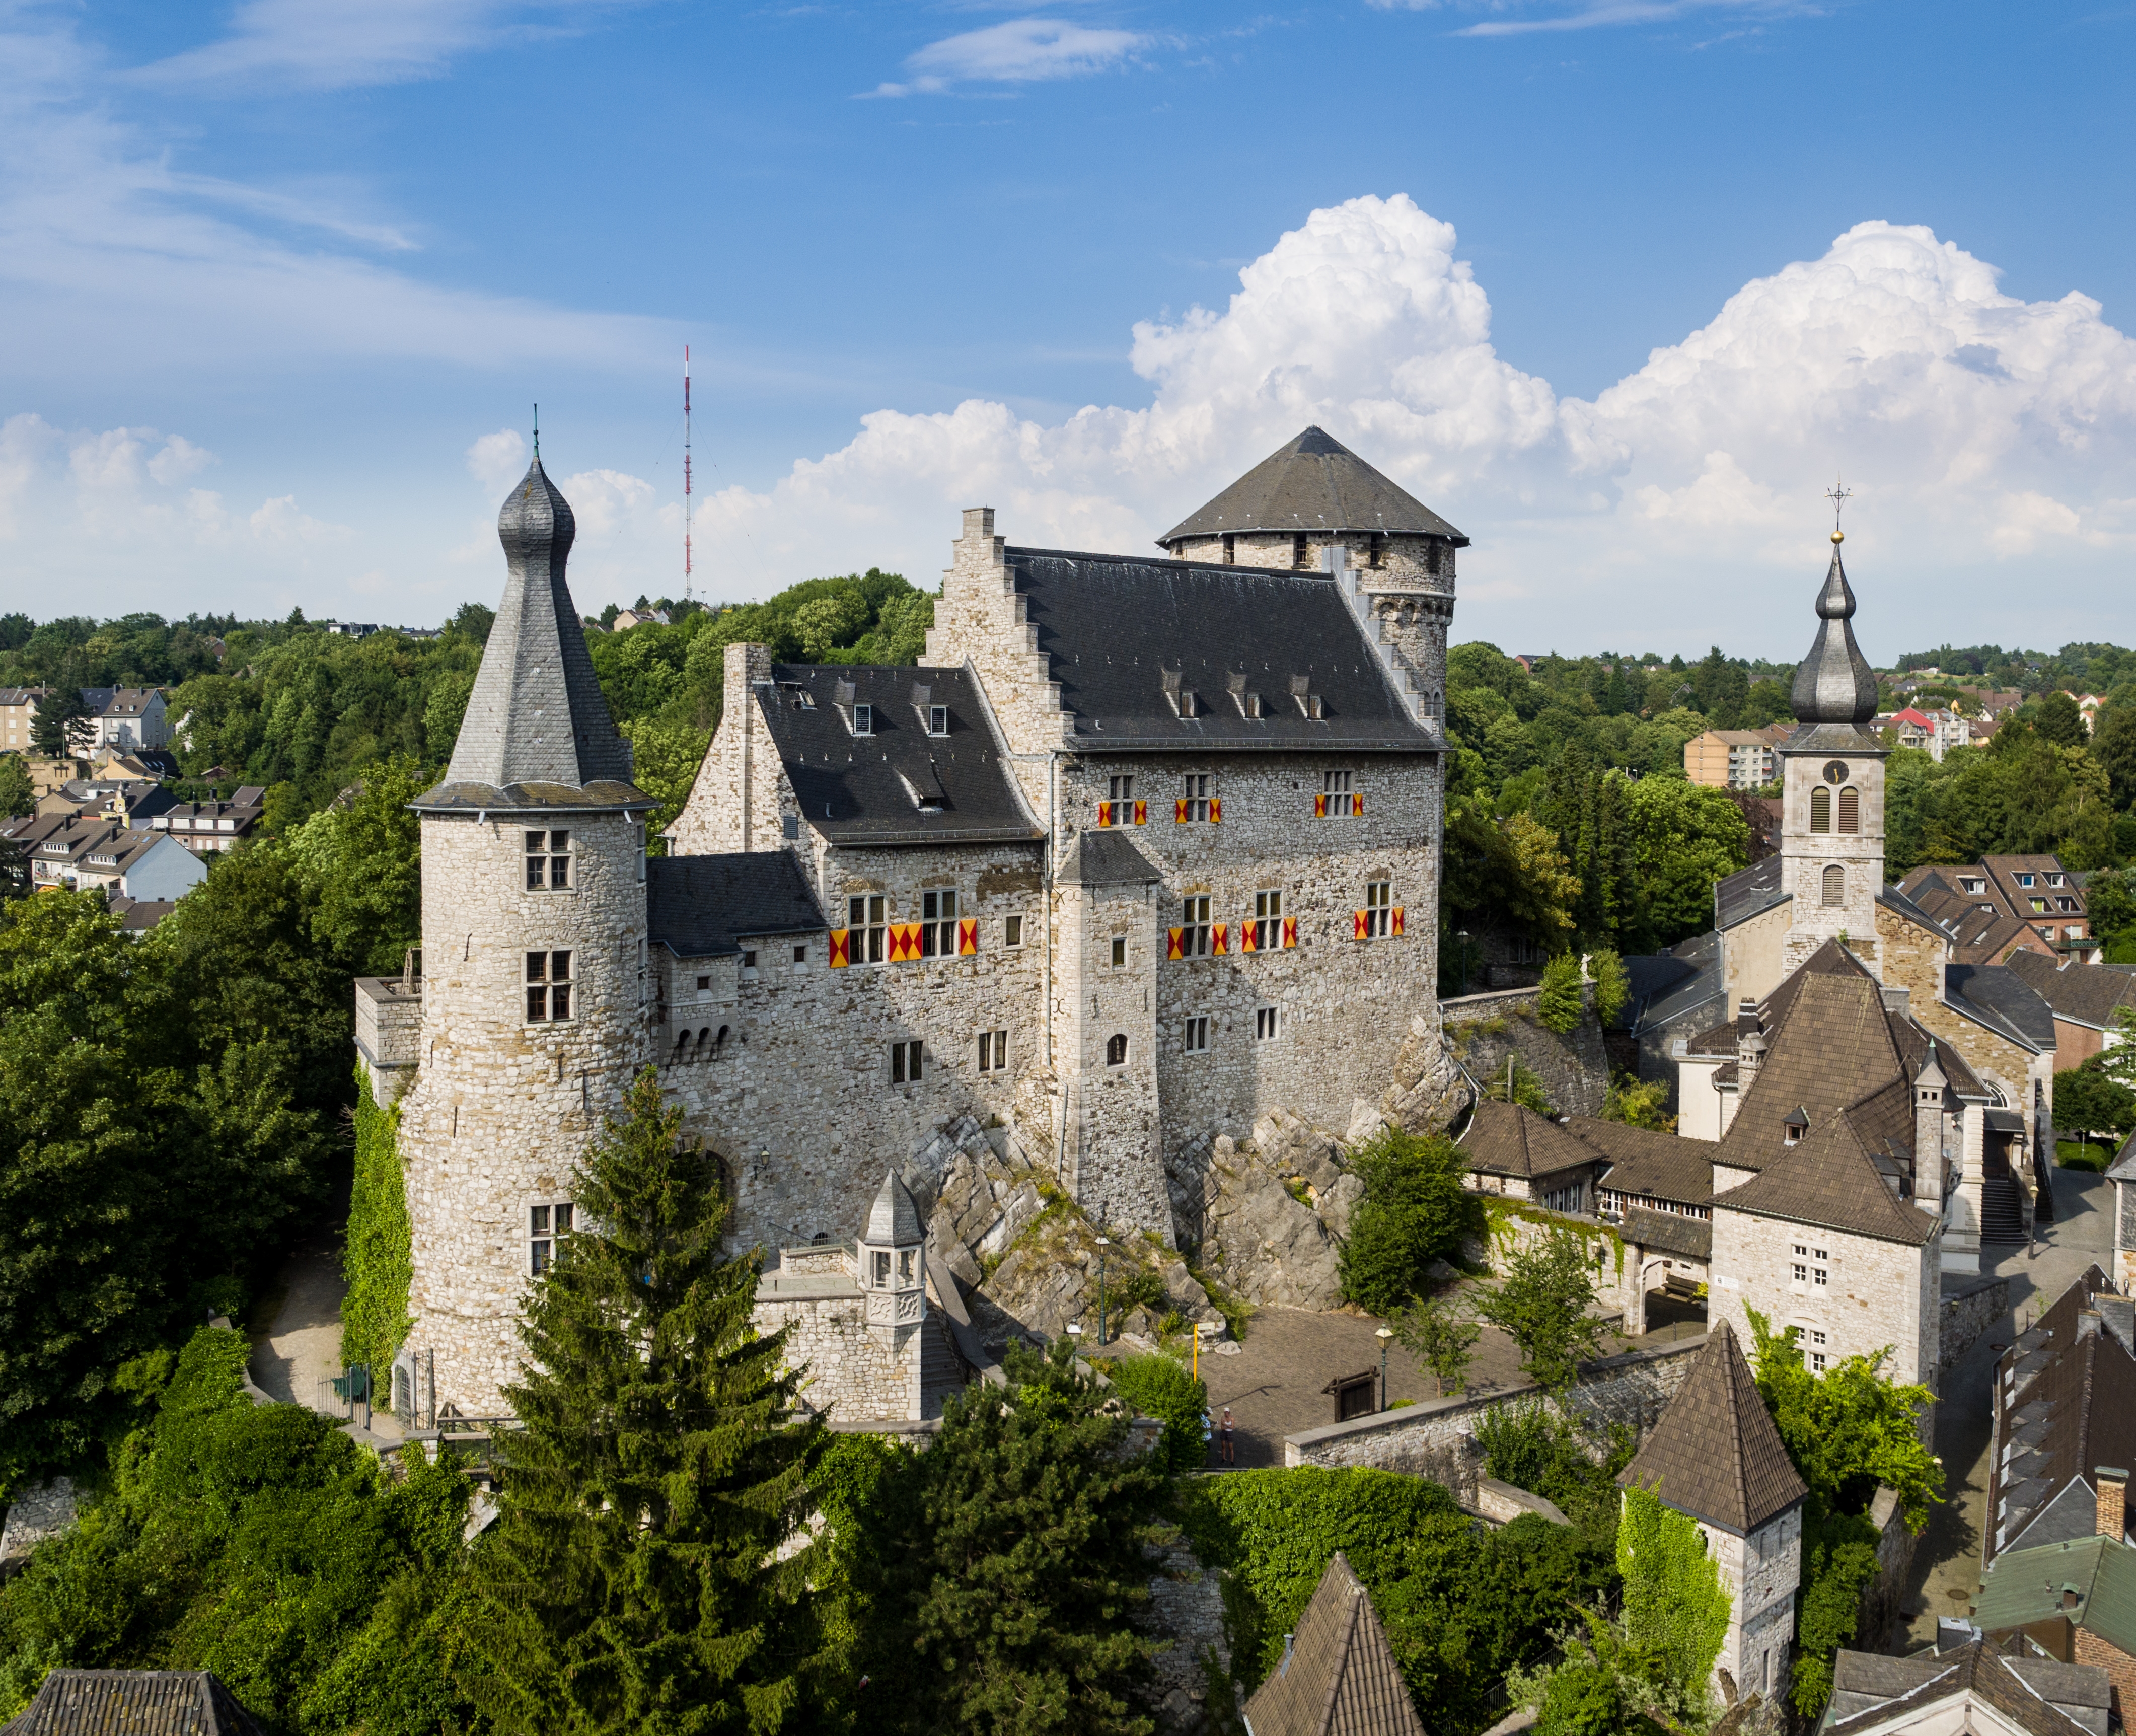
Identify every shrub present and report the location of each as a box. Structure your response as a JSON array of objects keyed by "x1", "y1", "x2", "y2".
[
  {"x1": 1474, "y1": 1402, "x2": 1635, "y2": 1525},
  {"x1": 1107, "y1": 1353, "x2": 1210, "y2": 1474},
  {"x1": 1601, "y1": 1075, "x2": 1674, "y2": 1132},
  {"x1": 1338, "y1": 1129, "x2": 1484, "y2": 1315},
  {"x1": 1587, "y1": 948, "x2": 1629, "y2": 1025},
  {"x1": 1537, "y1": 952, "x2": 1585, "y2": 1034}
]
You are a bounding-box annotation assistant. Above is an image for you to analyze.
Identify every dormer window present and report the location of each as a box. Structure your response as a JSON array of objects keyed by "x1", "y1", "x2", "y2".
[
  {"x1": 852, "y1": 703, "x2": 872, "y2": 736},
  {"x1": 928, "y1": 705, "x2": 948, "y2": 736},
  {"x1": 2048, "y1": 873, "x2": 2066, "y2": 887},
  {"x1": 2018, "y1": 873, "x2": 2035, "y2": 887},
  {"x1": 1783, "y1": 1108, "x2": 1809, "y2": 1146}
]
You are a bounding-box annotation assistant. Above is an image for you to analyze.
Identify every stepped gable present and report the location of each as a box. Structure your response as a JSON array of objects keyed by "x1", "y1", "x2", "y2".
[
  {"x1": 425, "y1": 454, "x2": 638, "y2": 806},
  {"x1": 1616, "y1": 1321, "x2": 1806, "y2": 1535},
  {"x1": 2, "y1": 1668, "x2": 264, "y2": 1735},
  {"x1": 1158, "y1": 426, "x2": 1467, "y2": 547},
  {"x1": 1462, "y1": 1100, "x2": 1603, "y2": 1183},
  {"x1": 758, "y1": 665, "x2": 1041, "y2": 845},
  {"x1": 1000, "y1": 548, "x2": 1437, "y2": 752},
  {"x1": 646, "y1": 851, "x2": 824, "y2": 958},
  {"x1": 1239, "y1": 1551, "x2": 1427, "y2": 1736},
  {"x1": 1713, "y1": 1109, "x2": 1937, "y2": 1246}
]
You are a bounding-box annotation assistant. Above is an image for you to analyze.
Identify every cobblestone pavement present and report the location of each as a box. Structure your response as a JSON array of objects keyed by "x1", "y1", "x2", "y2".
[{"x1": 1896, "y1": 1164, "x2": 2114, "y2": 1653}]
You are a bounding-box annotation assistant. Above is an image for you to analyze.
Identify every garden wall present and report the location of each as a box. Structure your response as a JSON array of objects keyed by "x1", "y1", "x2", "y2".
[
  {"x1": 1280, "y1": 1334, "x2": 1708, "y2": 1496},
  {"x1": 1442, "y1": 983, "x2": 1613, "y2": 1119},
  {"x1": 1940, "y1": 1274, "x2": 2010, "y2": 1371}
]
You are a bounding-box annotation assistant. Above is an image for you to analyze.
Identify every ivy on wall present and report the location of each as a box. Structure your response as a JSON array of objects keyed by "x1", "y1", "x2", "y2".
[
  {"x1": 1617, "y1": 1485, "x2": 1731, "y2": 1703},
  {"x1": 1483, "y1": 1197, "x2": 1626, "y2": 1277},
  {"x1": 341, "y1": 1064, "x2": 412, "y2": 1377}
]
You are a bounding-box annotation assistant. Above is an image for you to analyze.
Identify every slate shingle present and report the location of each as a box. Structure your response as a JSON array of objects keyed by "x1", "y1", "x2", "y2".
[{"x1": 1616, "y1": 1320, "x2": 1806, "y2": 1535}]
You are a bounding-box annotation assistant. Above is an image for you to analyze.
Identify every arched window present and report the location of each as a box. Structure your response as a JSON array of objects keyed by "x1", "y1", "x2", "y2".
[
  {"x1": 1810, "y1": 787, "x2": 1831, "y2": 832},
  {"x1": 673, "y1": 1029, "x2": 690, "y2": 1059},
  {"x1": 1837, "y1": 787, "x2": 1859, "y2": 833},
  {"x1": 1106, "y1": 1033, "x2": 1128, "y2": 1067},
  {"x1": 1822, "y1": 864, "x2": 1845, "y2": 907},
  {"x1": 712, "y1": 1024, "x2": 730, "y2": 1058}
]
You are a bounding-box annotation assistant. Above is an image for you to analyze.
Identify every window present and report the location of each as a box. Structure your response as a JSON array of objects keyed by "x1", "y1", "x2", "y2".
[
  {"x1": 2030, "y1": 898, "x2": 2047, "y2": 913},
  {"x1": 1812, "y1": 1352, "x2": 1827, "y2": 1372},
  {"x1": 848, "y1": 894, "x2": 887, "y2": 964},
  {"x1": 1543, "y1": 1181, "x2": 1583, "y2": 1214},
  {"x1": 793, "y1": 945, "x2": 807, "y2": 964},
  {"x1": 977, "y1": 1028, "x2": 1007, "y2": 1072},
  {"x1": 1106, "y1": 1033, "x2": 1128, "y2": 1067},
  {"x1": 1004, "y1": 914, "x2": 1023, "y2": 948},
  {"x1": 1368, "y1": 532, "x2": 1385, "y2": 568},
  {"x1": 928, "y1": 705, "x2": 948, "y2": 736},
  {"x1": 2048, "y1": 873, "x2": 2066, "y2": 887},
  {"x1": 1363, "y1": 880, "x2": 1392, "y2": 938},
  {"x1": 1111, "y1": 774, "x2": 1135, "y2": 803},
  {"x1": 1822, "y1": 864, "x2": 1845, "y2": 907},
  {"x1": 1291, "y1": 532, "x2": 1308, "y2": 568},
  {"x1": 742, "y1": 949, "x2": 758, "y2": 980},
  {"x1": 2058, "y1": 897, "x2": 2078, "y2": 912},
  {"x1": 525, "y1": 828, "x2": 571, "y2": 890},
  {"x1": 1184, "y1": 1016, "x2": 1209, "y2": 1054},
  {"x1": 1221, "y1": 533, "x2": 1235, "y2": 565},
  {"x1": 1252, "y1": 889, "x2": 1283, "y2": 950},
  {"x1": 1810, "y1": 787, "x2": 1831, "y2": 832},
  {"x1": 1320, "y1": 770, "x2": 1358, "y2": 817},
  {"x1": 921, "y1": 890, "x2": 959, "y2": 956},
  {"x1": 872, "y1": 1250, "x2": 891, "y2": 1288},
  {"x1": 1255, "y1": 1005, "x2": 1280, "y2": 1041},
  {"x1": 1813, "y1": 1248, "x2": 1828, "y2": 1286},
  {"x1": 1179, "y1": 895, "x2": 1211, "y2": 957},
  {"x1": 1792, "y1": 1262, "x2": 1807, "y2": 1284},
  {"x1": 890, "y1": 1039, "x2": 923, "y2": 1084},
  {"x1": 852, "y1": 703, "x2": 873, "y2": 736},
  {"x1": 696, "y1": 974, "x2": 711, "y2": 994},
  {"x1": 526, "y1": 950, "x2": 573, "y2": 1022},
  {"x1": 1837, "y1": 787, "x2": 1859, "y2": 833},
  {"x1": 1111, "y1": 935, "x2": 1128, "y2": 968},
  {"x1": 530, "y1": 1202, "x2": 573, "y2": 1274},
  {"x1": 2018, "y1": 873, "x2": 2035, "y2": 887},
  {"x1": 1181, "y1": 774, "x2": 1211, "y2": 823},
  {"x1": 1811, "y1": 1329, "x2": 1826, "y2": 1346}
]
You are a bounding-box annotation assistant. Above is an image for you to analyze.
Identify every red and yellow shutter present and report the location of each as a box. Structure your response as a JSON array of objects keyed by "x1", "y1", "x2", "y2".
[
  {"x1": 1212, "y1": 923, "x2": 1228, "y2": 956},
  {"x1": 1314, "y1": 792, "x2": 1328, "y2": 818},
  {"x1": 1166, "y1": 927, "x2": 1185, "y2": 960},
  {"x1": 1240, "y1": 919, "x2": 1258, "y2": 954},
  {"x1": 1133, "y1": 800, "x2": 1147, "y2": 825},
  {"x1": 1209, "y1": 797, "x2": 1221, "y2": 824},
  {"x1": 1097, "y1": 801, "x2": 1114, "y2": 828},
  {"x1": 1354, "y1": 910, "x2": 1369, "y2": 939},
  {"x1": 1282, "y1": 917, "x2": 1297, "y2": 949},
  {"x1": 828, "y1": 929, "x2": 851, "y2": 968},
  {"x1": 958, "y1": 919, "x2": 978, "y2": 956},
  {"x1": 1391, "y1": 907, "x2": 1405, "y2": 937},
  {"x1": 1174, "y1": 798, "x2": 1189, "y2": 824},
  {"x1": 888, "y1": 923, "x2": 921, "y2": 962},
  {"x1": 1354, "y1": 792, "x2": 1365, "y2": 817}
]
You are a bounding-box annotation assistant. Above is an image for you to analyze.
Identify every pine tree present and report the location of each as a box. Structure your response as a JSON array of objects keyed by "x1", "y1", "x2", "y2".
[
  {"x1": 858, "y1": 1337, "x2": 1169, "y2": 1735},
  {"x1": 462, "y1": 1067, "x2": 826, "y2": 1735},
  {"x1": 28, "y1": 685, "x2": 90, "y2": 759}
]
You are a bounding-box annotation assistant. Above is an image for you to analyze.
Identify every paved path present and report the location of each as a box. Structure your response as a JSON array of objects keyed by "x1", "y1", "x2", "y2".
[
  {"x1": 248, "y1": 1233, "x2": 349, "y2": 1412},
  {"x1": 1895, "y1": 1164, "x2": 2115, "y2": 1653}
]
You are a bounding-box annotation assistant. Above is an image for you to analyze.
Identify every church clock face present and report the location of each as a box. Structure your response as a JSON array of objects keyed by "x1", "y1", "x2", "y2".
[{"x1": 1822, "y1": 761, "x2": 1849, "y2": 783}]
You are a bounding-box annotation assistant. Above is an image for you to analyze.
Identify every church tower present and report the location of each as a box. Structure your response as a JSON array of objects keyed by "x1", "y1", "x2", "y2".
[
  {"x1": 396, "y1": 452, "x2": 657, "y2": 1420},
  {"x1": 1779, "y1": 528, "x2": 1886, "y2": 978}
]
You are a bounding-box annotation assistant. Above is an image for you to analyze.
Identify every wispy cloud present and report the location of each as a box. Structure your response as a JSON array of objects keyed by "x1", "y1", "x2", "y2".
[
  {"x1": 1363, "y1": 0, "x2": 1813, "y2": 36},
  {"x1": 867, "y1": 17, "x2": 1151, "y2": 97}
]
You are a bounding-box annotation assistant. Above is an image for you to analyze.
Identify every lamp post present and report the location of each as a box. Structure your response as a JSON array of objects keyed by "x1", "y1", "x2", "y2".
[
  {"x1": 1457, "y1": 929, "x2": 1471, "y2": 996},
  {"x1": 1096, "y1": 1236, "x2": 1110, "y2": 1347},
  {"x1": 1375, "y1": 1325, "x2": 1394, "y2": 1412}
]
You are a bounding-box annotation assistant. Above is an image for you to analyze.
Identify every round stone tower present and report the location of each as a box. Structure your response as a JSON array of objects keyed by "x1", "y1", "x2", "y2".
[
  {"x1": 1155, "y1": 426, "x2": 1464, "y2": 727},
  {"x1": 396, "y1": 452, "x2": 655, "y2": 1420}
]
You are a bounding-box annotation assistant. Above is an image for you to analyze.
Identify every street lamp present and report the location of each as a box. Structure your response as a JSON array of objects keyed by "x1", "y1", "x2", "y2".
[
  {"x1": 1375, "y1": 1325, "x2": 1394, "y2": 1411},
  {"x1": 1456, "y1": 929, "x2": 1471, "y2": 996},
  {"x1": 1095, "y1": 1236, "x2": 1111, "y2": 1347}
]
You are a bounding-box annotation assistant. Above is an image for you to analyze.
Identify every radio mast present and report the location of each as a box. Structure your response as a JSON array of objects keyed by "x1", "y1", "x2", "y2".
[{"x1": 683, "y1": 347, "x2": 693, "y2": 602}]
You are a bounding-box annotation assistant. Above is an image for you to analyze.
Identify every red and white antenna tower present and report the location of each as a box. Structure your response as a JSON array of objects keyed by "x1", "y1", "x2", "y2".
[{"x1": 683, "y1": 345, "x2": 694, "y2": 601}]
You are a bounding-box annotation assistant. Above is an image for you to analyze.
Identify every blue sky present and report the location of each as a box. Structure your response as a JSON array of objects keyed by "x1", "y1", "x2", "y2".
[{"x1": 4, "y1": 0, "x2": 2133, "y2": 660}]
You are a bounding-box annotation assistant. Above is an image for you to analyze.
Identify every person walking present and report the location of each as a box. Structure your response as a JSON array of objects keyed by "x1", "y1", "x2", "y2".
[
  {"x1": 1219, "y1": 1407, "x2": 1235, "y2": 1466},
  {"x1": 1202, "y1": 1408, "x2": 1214, "y2": 1467}
]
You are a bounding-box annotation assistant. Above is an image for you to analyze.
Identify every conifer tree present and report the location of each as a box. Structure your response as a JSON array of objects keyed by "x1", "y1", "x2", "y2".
[
  {"x1": 858, "y1": 1337, "x2": 1168, "y2": 1735},
  {"x1": 462, "y1": 1067, "x2": 825, "y2": 1735}
]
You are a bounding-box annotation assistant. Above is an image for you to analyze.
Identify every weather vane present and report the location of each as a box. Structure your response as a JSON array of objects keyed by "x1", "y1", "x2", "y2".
[
  {"x1": 1825, "y1": 474, "x2": 1851, "y2": 542},
  {"x1": 533, "y1": 403, "x2": 540, "y2": 460}
]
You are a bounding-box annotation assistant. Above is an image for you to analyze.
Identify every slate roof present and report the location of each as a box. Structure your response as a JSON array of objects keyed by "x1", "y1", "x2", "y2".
[
  {"x1": 757, "y1": 665, "x2": 1042, "y2": 845},
  {"x1": 1823, "y1": 1640, "x2": 2107, "y2": 1736},
  {"x1": 1712, "y1": 1109, "x2": 1938, "y2": 1247},
  {"x1": 1157, "y1": 426, "x2": 1467, "y2": 548},
  {"x1": 422, "y1": 455, "x2": 639, "y2": 808},
  {"x1": 1, "y1": 1669, "x2": 263, "y2": 1735},
  {"x1": 1002, "y1": 549, "x2": 1438, "y2": 752},
  {"x1": 1715, "y1": 854, "x2": 1789, "y2": 930},
  {"x1": 1624, "y1": 932, "x2": 1721, "y2": 1037},
  {"x1": 1462, "y1": 1101, "x2": 1604, "y2": 1182},
  {"x1": 865, "y1": 1171, "x2": 926, "y2": 1246},
  {"x1": 1943, "y1": 965, "x2": 2057, "y2": 1053},
  {"x1": 1616, "y1": 1321, "x2": 1806, "y2": 1535},
  {"x1": 1237, "y1": 1551, "x2": 1427, "y2": 1736},
  {"x1": 2003, "y1": 950, "x2": 2136, "y2": 1030},
  {"x1": 1057, "y1": 827, "x2": 1161, "y2": 886},
  {"x1": 1788, "y1": 540, "x2": 1879, "y2": 725},
  {"x1": 646, "y1": 851, "x2": 825, "y2": 958},
  {"x1": 1975, "y1": 1536, "x2": 2136, "y2": 1659},
  {"x1": 1618, "y1": 1204, "x2": 1712, "y2": 1262},
  {"x1": 1570, "y1": 1118, "x2": 1715, "y2": 1208}
]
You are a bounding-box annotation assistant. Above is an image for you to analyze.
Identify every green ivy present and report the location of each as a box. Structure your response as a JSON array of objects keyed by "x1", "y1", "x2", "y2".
[
  {"x1": 1617, "y1": 1487, "x2": 1731, "y2": 1705},
  {"x1": 1484, "y1": 1198, "x2": 1625, "y2": 1276},
  {"x1": 340, "y1": 1064, "x2": 412, "y2": 1380}
]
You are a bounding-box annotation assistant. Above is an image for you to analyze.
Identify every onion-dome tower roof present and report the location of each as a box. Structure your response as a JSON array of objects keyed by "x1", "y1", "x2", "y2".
[
  {"x1": 1790, "y1": 533, "x2": 1879, "y2": 727},
  {"x1": 1157, "y1": 426, "x2": 1467, "y2": 551}
]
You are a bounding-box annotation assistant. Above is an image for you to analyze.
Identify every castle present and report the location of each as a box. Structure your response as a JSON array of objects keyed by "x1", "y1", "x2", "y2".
[{"x1": 357, "y1": 427, "x2": 1462, "y2": 1419}]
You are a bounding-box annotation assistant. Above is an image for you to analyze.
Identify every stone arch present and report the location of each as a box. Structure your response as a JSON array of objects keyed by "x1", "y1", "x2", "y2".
[
  {"x1": 1822, "y1": 864, "x2": 1845, "y2": 907},
  {"x1": 1106, "y1": 1033, "x2": 1129, "y2": 1067}
]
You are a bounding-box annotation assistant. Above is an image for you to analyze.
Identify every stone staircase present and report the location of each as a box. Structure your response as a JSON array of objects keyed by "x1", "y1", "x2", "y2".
[{"x1": 1980, "y1": 1177, "x2": 2027, "y2": 1245}]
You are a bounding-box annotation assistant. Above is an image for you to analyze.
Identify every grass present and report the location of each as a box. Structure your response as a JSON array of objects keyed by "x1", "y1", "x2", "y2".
[{"x1": 2056, "y1": 1139, "x2": 2116, "y2": 1173}]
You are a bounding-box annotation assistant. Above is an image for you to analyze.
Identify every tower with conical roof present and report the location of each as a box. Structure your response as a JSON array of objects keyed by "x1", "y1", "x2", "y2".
[
  {"x1": 395, "y1": 451, "x2": 657, "y2": 1420},
  {"x1": 1157, "y1": 427, "x2": 1467, "y2": 730},
  {"x1": 1779, "y1": 528, "x2": 1886, "y2": 977}
]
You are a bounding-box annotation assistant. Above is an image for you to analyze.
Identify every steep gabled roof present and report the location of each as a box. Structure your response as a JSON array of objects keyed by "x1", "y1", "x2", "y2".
[
  {"x1": 1975, "y1": 1535, "x2": 2136, "y2": 1659},
  {"x1": 1944, "y1": 964, "x2": 2057, "y2": 1052},
  {"x1": 1462, "y1": 1101, "x2": 1603, "y2": 1182},
  {"x1": 1712, "y1": 1110, "x2": 1937, "y2": 1246},
  {"x1": 646, "y1": 850, "x2": 825, "y2": 958},
  {"x1": 1238, "y1": 1551, "x2": 1427, "y2": 1736},
  {"x1": 1825, "y1": 1640, "x2": 2108, "y2": 1736},
  {"x1": 1, "y1": 1669, "x2": 264, "y2": 1735},
  {"x1": 1616, "y1": 1321, "x2": 1806, "y2": 1535},
  {"x1": 2003, "y1": 950, "x2": 2136, "y2": 1031},
  {"x1": 1157, "y1": 427, "x2": 1467, "y2": 547},
  {"x1": 1566, "y1": 1118, "x2": 1715, "y2": 1208}
]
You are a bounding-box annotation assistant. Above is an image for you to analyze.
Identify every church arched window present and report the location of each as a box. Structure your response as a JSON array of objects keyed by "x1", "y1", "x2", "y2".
[
  {"x1": 1837, "y1": 787, "x2": 1859, "y2": 833},
  {"x1": 1106, "y1": 1033, "x2": 1129, "y2": 1067},
  {"x1": 1822, "y1": 864, "x2": 1845, "y2": 907},
  {"x1": 1810, "y1": 787, "x2": 1831, "y2": 832}
]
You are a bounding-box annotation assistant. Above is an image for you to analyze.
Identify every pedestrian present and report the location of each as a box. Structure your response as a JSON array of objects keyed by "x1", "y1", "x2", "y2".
[
  {"x1": 1219, "y1": 1406, "x2": 1234, "y2": 1466},
  {"x1": 1202, "y1": 1408, "x2": 1214, "y2": 1466}
]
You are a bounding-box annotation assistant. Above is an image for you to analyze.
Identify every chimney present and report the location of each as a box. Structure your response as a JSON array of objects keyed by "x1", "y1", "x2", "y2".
[
  {"x1": 1736, "y1": 999, "x2": 1767, "y2": 1091},
  {"x1": 2099, "y1": 1467, "x2": 2128, "y2": 1542},
  {"x1": 1914, "y1": 1042, "x2": 1951, "y2": 1214}
]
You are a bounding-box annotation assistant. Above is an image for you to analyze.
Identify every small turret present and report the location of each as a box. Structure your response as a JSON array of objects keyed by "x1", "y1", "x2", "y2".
[{"x1": 860, "y1": 1170, "x2": 926, "y2": 1340}]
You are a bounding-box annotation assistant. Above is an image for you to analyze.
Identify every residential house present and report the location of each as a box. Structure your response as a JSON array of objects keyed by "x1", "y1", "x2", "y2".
[
  {"x1": 2059, "y1": 693, "x2": 2104, "y2": 734},
  {"x1": 93, "y1": 745, "x2": 180, "y2": 781},
  {"x1": 1897, "y1": 865, "x2": 2063, "y2": 967},
  {"x1": 325, "y1": 621, "x2": 380, "y2": 638},
  {"x1": 0, "y1": 687, "x2": 45, "y2": 755},
  {"x1": 106, "y1": 896, "x2": 178, "y2": 932},
  {"x1": 1819, "y1": 1639, "x2": 2110, "y2": 1736},
  {"x1": 1982, "y1": 857, "x2": 2098, "y2": 960},
  {"x1": 1983, "y1": 1267, "x2": 2135, "y2": 1570},
  {"x1": 79, "y1": 687, "x2": 170, "y2": 752},
  {"x1": 1459, "y1": 1100, "x2": 1606, "y2": 1215},
  {"x1": 69, "y1": 829, "x2": 206, "y2": 903},
  {"x1": 1975, "y1": 1524, "x2": 2136, "y2": 1726},
  {"x1": 21, "y1": 757, "x2": 86, "y2": 799},
  {"x1": 1238, "y1": 1550, "x2": 1427, "y2": 1736},
  {"x1": 1685, "y1": 726, "x2": 1790, "y2": 789},
  {"x1": 144, "y1": 788, "x2": 266, "y2": 854},
  {"x1": 2109, "y1": 1138, "x2": 2136, "y2": 1296},
  {"x1": 611, "y1": 607, "x2": 670, "y2": 631},
  {"x1": 1880, "y1": 706, "x2": 1971, "y2": 761},
  {"x1": 26, "y1": 817, "x2": 122, "y2": 890},
  {"x1": 1998, "y1": 952, "x2": 2136, "y2": 1067}
]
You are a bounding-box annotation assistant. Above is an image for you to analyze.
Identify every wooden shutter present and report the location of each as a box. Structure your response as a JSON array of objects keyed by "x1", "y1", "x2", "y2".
[
  {"x1": 1391, "y1": 907, "x2": 1405, "y2": 937},
  {"x1": 1133, "y1": 801, "x2": 1147, "y2": 825},
  {"x1": 828, "y1": 929, "x2": 851, "y2": 968},
  {"x1": 1097, "y1": 801, "x2": 1114, "y2": 828},
  {"x1": 1212, "y1": 924, "x2": 1228, "y2": 955},
  {"x1": 958, "y1": 919, "x2": 978, "y2": 956},
  {"x1": 1166, "y1": 927, "x2": 1185, "y2": 960},
  {"x1": 1209, "y1": 797, "x2": 1222, "y2": 824},
  {"x1": 1240, "y1": 919, "x2": 1258, "y2": 953},
  {"x1": 1282, "y1": 917, "x2": 1297, "y2": 949},
  {"x1": 1175, "y1": 798, "x2": 1189, "y2": 824},
  {"x1": 1314, "y1": 792, "x2": 1328, "y2": 818},
  {"x1": 1355, "y1": 910, "x2": 1369, "y2": 939}
]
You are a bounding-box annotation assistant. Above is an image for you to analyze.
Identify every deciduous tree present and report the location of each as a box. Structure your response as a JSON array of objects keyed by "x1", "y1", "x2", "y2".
[{"x1": 1474, "y1": 1235, "x2": 1608, "y2": 1393}]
